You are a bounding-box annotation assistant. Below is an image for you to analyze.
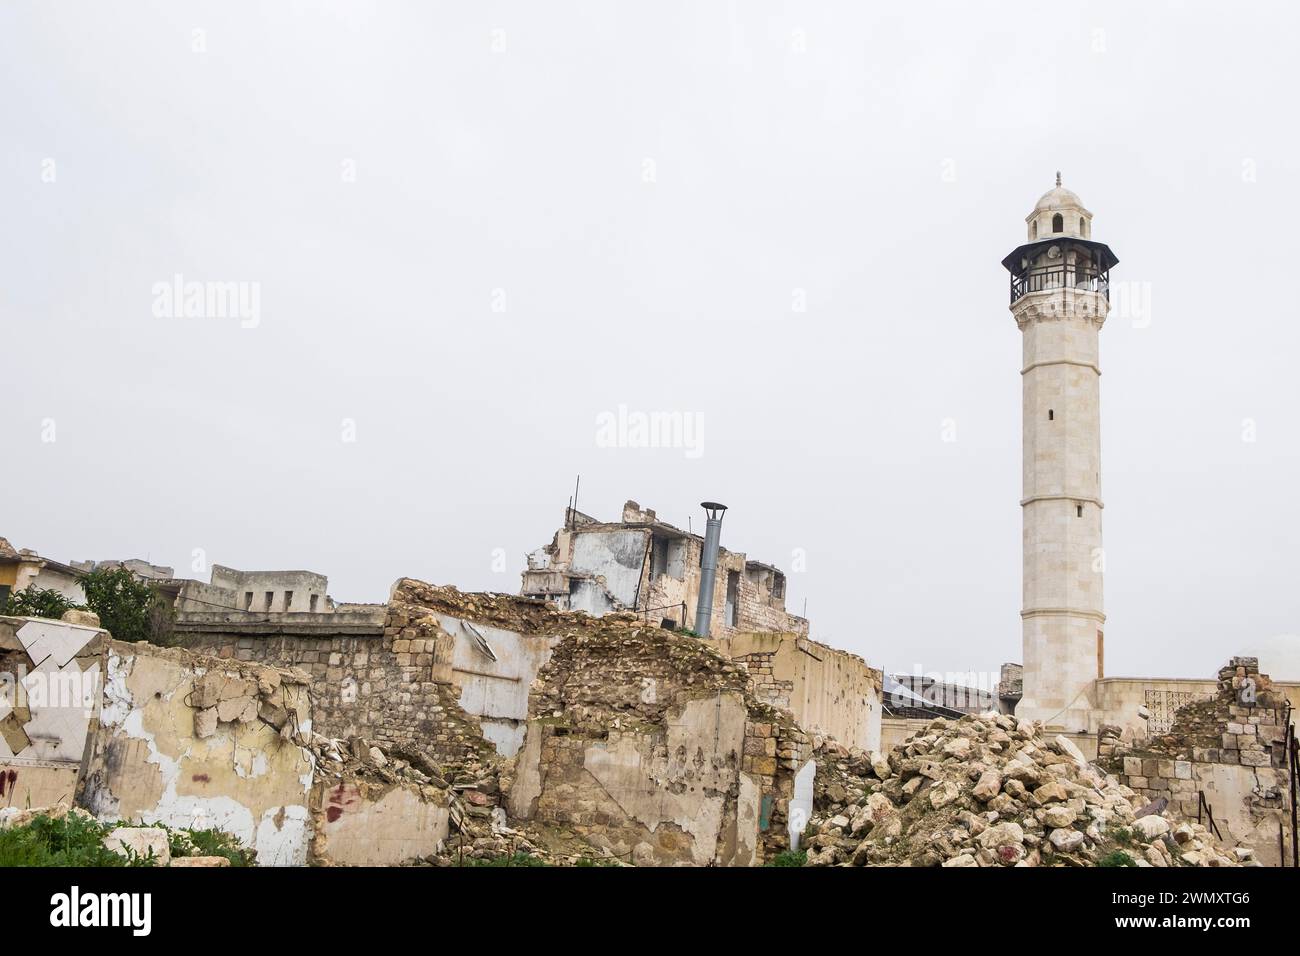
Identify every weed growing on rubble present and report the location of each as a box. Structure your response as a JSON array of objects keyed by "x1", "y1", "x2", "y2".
[
  {"x1": 764, "y1": 850, "x2": 808, "y2": 867},
  {"x1": 0, "y1": 811, "x2": 256, "y2": 867},
  {"x1": 0, "y1": 812, "x2": 137, "y2": 867},
  {"x1": 460, "y1": 852, "x2": 551, "y2": 867},
  {"x1": 1109, "y1": 826, "x2": 1134, "y2": 847},
  {"x1": 1098, "y1": 850, "x2": 1137, "y2": 867},
  {"x1": 168, "y1": 827, "x2": 257, "y2": 867}
]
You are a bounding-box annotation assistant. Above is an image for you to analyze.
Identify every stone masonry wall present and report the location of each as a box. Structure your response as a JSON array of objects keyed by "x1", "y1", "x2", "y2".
[
  {"x1": 505, "y1": 624, "x2": 811, "y2": 865},
  {"x1": 1099, "y1": 657, "x2": 1292, "y2": 865},
  {"x1": 180, "y1": 590, "x2": 496, "y2": 768}
]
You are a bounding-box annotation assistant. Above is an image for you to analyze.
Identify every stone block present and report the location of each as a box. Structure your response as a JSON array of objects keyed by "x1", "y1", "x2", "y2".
[
  {"x1": 193, "y1": 706, "x2": 218, "y2": 739},
  {"x1": 170, "y1": 856, "x2": 231, "y2": 867},
  {"x1": 750, "y1": 756, "x2": 777, "y2": 776},
  {"x1": 103, "y1": 827, "x2": 171, "y2": 866}
]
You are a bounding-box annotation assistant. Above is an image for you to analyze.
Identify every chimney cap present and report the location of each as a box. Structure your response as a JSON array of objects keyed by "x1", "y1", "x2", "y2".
[{"x1": 700, "y1": 501, "x2": 728, "y2": 519}]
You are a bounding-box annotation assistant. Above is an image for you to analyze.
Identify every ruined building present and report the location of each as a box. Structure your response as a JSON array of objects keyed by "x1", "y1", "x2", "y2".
[
  {"x1": 517, "y1": 498, "x2": 881, "y2": 752},
  {"x1": 520, "y1": 499, "x2": 806, "y2": 636},
  {"x1": 2, "y1": 582, "x2": 829, "y2": 865}
]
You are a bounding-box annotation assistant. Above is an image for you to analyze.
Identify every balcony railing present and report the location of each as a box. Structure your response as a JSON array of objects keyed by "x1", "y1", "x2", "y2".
[{"x1": 1010, "y1": 265, "x2": 1109, "y2": 304}]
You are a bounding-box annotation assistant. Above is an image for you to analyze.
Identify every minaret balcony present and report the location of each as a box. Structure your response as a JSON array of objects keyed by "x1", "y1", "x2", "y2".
[
  {"x1": 1010, "y1": 265, "x2": 1110, "y2": 305},
  {"x1": 1002, "y1": 236, "x2": 1119, "y2": 307}
]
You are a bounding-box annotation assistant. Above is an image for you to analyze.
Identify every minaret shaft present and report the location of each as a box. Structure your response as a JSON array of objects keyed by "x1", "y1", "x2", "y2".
[{"x1": 1003, "y1": 177, "x2": 1118, "y2": 732}]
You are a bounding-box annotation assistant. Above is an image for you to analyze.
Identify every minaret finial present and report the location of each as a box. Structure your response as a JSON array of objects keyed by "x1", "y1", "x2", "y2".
[{"x1": 1055, "y1": 170, "x2": 1062, "y2": 187}]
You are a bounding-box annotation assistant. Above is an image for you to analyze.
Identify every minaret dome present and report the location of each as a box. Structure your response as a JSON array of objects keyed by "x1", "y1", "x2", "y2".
[{"x1": 1026, "y1": 171, "x2": 1093, "y2": 241}]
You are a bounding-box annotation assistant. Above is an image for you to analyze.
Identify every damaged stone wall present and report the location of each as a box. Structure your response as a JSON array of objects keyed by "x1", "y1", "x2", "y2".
[
  {"x1": 178, "y1": 615, "x2": 387, "y2": 742},
  {"x1": 1098, "y1": 657, "x2": 1293, "y2": 866},
  {"x1": 77, "y1": 640, "x2": 316, "y2": 866},
  {"x1": 716, "y1": 631, "x2": 883, "y2": 753},
  {"x1": 505, "y1": 624, "x2": 812, "y2": 865},
  {"x1": 174, "y1": 579, "x2": 910, "y2": 865}
]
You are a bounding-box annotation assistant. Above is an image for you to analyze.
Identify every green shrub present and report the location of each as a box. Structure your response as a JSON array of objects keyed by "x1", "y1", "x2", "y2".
[
  {"x1": 0, "y1": 813, "x2": 134, "y2": 867},
  {"x1": 765, "y1": 849, "x2": 808, "y2": 867},
  {"x1": 460, "y1": 852, "x2": 550, "y2": 867},
  {"x1": 2, "y1": 585, "x2": 84, "y2": 620},
  {"x1": 0, "y1": 812, "x2": 255, "y2": 867},
  {"x1": 79, "y1": 566, "x2": 175, "y2": 645},
  {"x1": 1099, "y1": 850, "x2": 1137, "y2": 867},
  {"x1": 168, "y1": 827, "x2": 257, "y2": 867}
]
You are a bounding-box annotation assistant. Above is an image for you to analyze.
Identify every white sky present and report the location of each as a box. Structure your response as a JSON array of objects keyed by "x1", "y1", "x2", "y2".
[{"x1": 3, "y1": 1, "x2": 1297, "y2": 682}]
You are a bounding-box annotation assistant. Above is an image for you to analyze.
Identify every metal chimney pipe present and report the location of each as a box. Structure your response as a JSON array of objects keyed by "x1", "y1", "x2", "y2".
[{"x1": 693, "y1": 502, "x2": 727, "y2": 637}]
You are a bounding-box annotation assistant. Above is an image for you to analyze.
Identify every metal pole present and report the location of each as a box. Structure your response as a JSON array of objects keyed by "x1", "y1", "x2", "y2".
[{"x1": 692, "y1": 502, "x2": 726, "y2": 637}]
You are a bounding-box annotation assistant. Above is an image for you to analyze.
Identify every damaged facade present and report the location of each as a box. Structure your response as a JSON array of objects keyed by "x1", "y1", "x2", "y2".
[
  {"x1": 1, "y1": 579, "x2": 837, "y2": 866},
  {"x1": 521, "y1": 500, "x2": 807, "y2": 637},
  {"x1": 1098, "y1": 657, "x2": 1295, "y2": 866}
]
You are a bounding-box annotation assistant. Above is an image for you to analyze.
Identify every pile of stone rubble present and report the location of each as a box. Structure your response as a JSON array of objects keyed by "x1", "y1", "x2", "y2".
[
  {"x1": 308, "y1": 734, "x2": 609, "y2": 865},
  {"x1": 805, "y1": 713, "x2": 1253, "y2": 867}
]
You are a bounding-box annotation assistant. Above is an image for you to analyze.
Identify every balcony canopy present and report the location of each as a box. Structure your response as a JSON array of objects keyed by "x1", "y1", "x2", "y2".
[{"x1": 1000, "y1": 237, "x2": 1119, "y2": 276}]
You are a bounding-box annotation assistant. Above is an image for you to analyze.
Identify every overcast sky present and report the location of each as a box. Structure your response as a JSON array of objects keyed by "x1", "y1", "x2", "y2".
[{"x1": 3, "y1": 1, "x2": 1297, "y2": 683}]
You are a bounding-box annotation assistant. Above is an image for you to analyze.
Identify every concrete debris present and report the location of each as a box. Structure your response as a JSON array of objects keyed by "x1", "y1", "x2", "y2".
[
  {"x1": 804, "y1": 712, "x2": 1249, "y2": 867},
  {"x1": 169, "y1": 856, "x2": 231, "y2": 867},
  {"x1": 103, "y1": 827, "x2": 172, "y2": 866}
]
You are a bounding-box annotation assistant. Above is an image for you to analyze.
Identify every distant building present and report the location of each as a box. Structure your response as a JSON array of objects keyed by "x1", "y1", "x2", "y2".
[
  {"x1": 0, "y1": 538, "x2": 93, "y2": 606},
  {"x1": 0, "y1": 536, "x2": 372, "y2": 622}
]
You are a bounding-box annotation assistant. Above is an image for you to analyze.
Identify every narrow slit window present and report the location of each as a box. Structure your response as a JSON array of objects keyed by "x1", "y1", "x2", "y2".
[
  {"x1": 1048, "y1": 409, "x2": 1054, "y2": 421},
  {"x1": 1076, "y1": 505, "x2": 1084, "y2": 518}
]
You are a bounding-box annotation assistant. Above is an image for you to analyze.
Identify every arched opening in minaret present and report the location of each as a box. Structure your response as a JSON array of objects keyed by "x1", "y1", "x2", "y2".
[
  {"x1": 1052, "y1": 213, "x2": 1063, "y2": 233},
  {"x1": 1031, "y1": 220, "x2": 1038, "y2": 239},
  {"x1": 1079, "y1": 216, "x2": 1087, "y2": 237},
  {"x1": 1076, "y1": 504, "x2": 1084, "y2": 518},
  {"x1": 1048, "y1": 409, "x2": 1054, "y2": 421}
]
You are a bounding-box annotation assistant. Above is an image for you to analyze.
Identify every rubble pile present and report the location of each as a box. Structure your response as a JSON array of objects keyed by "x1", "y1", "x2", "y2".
[
  {"x1": 804, "y1": 713, "x2": 1253, "y2": 867},
  {"x1": 306, "y1": 733, "x2": 610, "y2": 865}
]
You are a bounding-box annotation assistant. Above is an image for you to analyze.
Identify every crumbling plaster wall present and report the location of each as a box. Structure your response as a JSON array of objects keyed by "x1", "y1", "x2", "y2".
[
  {"x1": 312, "y1": 778, "x2": 450, "y2": 866},
  {"x1": 1, "y1": 614, "x2": 105, "y2": 815},
  {"x1": 570, "y1": 529, "x2": 650, "y2": 609},
  {"x1": 434, "y1": 612, "x2": 558, "y2": 757},
  {"x1": 77, "y1": 641, "x2": 316, "y2": 866},
  {"x1": 716, "y1": 632, "x2": 882, "y2": 753},
  {"x1": 506, "y1": 624, "x2": 812, "y2": 865}
]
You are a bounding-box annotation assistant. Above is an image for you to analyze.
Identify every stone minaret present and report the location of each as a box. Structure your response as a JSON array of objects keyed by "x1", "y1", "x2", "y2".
[{"x1": 1001, "y1": 175, "x2": 1119, "y2": 731}]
